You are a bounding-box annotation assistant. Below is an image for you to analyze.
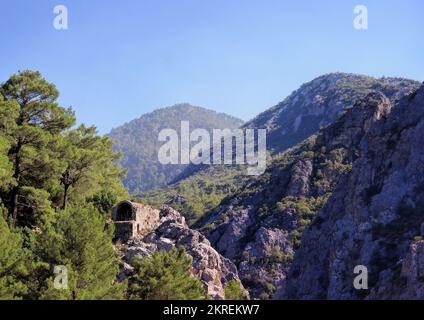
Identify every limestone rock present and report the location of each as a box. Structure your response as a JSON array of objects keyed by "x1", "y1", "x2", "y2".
[
  {"x1": 197, "y1": 91, "x2": 403, "y2": 299},
  {"x1": 119, "y1": 205, "x2": 247, "y2": 300},
  {"x1": 285, "y1": 84, "x2": 424, "y2": 299}
]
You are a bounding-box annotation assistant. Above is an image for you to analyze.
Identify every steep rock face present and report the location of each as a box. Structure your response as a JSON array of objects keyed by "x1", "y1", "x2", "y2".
[
  {"x1": 135, "y1": 74, "x2": 421, "y2": 299},
  {"x1": 119, "y1": 205, "x2": 246, "y2": 300},
  {"x1": 197, "y1": 91, "x2": 397, "y2": 298},
  {"x1": 242, "y1": 73, "x2": 418, "y2": 154},
  {"x1": 142, "y1": 74, "x2": 420, "y2": 225},
  {"x1": 285, "y1": 84, "x2": 424, "y2": 299}
]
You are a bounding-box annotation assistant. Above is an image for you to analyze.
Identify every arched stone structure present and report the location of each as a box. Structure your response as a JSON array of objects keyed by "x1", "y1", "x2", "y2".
[{"x1": 111, "y1": 201, "x2": 160, "y2": 242}]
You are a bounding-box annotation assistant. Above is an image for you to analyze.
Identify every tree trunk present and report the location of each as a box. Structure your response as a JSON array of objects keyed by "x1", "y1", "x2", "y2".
[
  {"x1": 10, "y1": 138, "x2": 22, "y2": 227},
  {"x1": 62, "y1": 184, "x2": 70, "y2": 210},
  {"x1": 11, "y1": 189, "x2": 19, "y2": 227}
]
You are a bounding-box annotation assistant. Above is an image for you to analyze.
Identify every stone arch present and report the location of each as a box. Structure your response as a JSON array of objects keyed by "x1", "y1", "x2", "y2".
[{"x1": 113, "y1": 201, "x2": 136, "y2": 221}]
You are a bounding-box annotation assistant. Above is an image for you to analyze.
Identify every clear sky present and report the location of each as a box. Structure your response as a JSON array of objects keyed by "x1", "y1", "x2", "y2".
[{"x1": 0, "y1": 0, "x2": 423, "y2": 133}]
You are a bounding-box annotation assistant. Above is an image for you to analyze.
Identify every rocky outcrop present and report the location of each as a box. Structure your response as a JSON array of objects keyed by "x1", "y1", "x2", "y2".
[
  {"x1": 286, "y1": 159, "x2": 313, "y2": 196},
  {"x1": 197, "y1": 90, "x2": 415, "y2": 299},
  {"x1": 118, "y1": 205, "x2": 246, "y2": 300},
  {"x1": 400, "y1": 240, "x2": 424, "y2": 299},
  {"x1": 285, "y1": 84, "x2": 424, "y2": 299}
]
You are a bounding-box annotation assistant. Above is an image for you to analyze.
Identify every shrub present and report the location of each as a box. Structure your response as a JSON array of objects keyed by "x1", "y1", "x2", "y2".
[
  {"x1": 224, "y1": 280, "x2": 247, "y2": 300},
  {"x1": 128, "y1": 247, "x2": 207, "y2": 300}
]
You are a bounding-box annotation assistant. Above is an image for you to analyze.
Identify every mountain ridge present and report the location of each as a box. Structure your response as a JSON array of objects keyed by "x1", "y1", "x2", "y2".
[
  {"x1": 140, "y1": 73, "x2": 421, "y2": 227},
  {"x1": 109, "y1": 103, "x2": 244, "y2": 193}
]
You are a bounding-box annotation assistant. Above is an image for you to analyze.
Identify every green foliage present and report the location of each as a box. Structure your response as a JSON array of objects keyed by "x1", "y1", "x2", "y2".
[
  {"x1": 128, "y1": 247, "x2": 207, "y2": 300},
  {"x1": 140, "y1": 166, "x2": 245, "y2": 225},
  {"x1": 58, "y1": 124, "x2": 127, "y2": 210},
  {"x1": 277, "y1": 195, "x2": 330, "y2": 249},
  {"x1": 224, "y1": 280, "x2": 247, "y2": 300},
  {"x1": 270, "y1": 247, "x2": 293, "y2": 264},
  {"x1": 31, "y1": 204, "x2": 124, "y2": 300},
  {"x1": 0, "y1": 70, "x2": 127, "y2": 300},
  {"x1": 0, "y1": 70, "x2": 126, "y2": 227},
  {"x1": 0, "y1": 209, "x2": 29, "y2": 299},
  {"x1": 0, "y1": 70, "x2": 75, "y2": 226},
  {"x1": 87, "y1": 188, "x2": 120, "y2": 216},
  {"x1": 0, "y1": 135, "x2": 15, "y2": 192},
  {"x1": 0, "y1": 95, "x2": 18, "y2": 192},
  {"x1": 109, "y1": 103, "x2": 244, "y2": 193}
]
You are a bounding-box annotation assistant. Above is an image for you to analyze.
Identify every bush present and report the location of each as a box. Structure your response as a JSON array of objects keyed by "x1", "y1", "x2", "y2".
[
  {"x1": 128, "y1": 247, "x2": 207, "y2": 300},
  {"x1": 0, "y1": 211, "x2": 29, "y2": 299},
  {"x1": 224, "y1": 280, "x2": 247, "y2": 300},
  {"x1": 32, "y1": 205, "x2": 124, "y2": 300}
]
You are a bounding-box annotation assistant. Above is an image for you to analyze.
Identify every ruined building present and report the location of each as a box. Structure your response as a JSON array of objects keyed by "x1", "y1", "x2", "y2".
[{"x1": 112, "y1": 200, "x2": 160, "y2": 242}]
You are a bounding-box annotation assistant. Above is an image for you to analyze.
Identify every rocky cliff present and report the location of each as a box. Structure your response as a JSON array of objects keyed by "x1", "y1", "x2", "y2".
[
  {"x1": 243, "y1": 73, "x2": 418, "y2": 154},
  {"x1": 285, "y1": 84, "x2": 424, "y2": 299},
  {"x1": 137, "y1": 74, "x2": 424, "y2": 300},
  {"x1": 117, "y1": 205, "x2": 246, "y2": 300},
  {"x1": 196, "y1": 85, "x2": 420, "y2": 299},
  {"x1": 141, "y1": 74, "x2": 420, "y2": 225}
]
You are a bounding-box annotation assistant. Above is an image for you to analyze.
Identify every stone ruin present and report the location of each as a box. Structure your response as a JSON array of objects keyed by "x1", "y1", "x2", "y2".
[{"x1": 111, "y1": 200, "x2": 160, "y2": 243}]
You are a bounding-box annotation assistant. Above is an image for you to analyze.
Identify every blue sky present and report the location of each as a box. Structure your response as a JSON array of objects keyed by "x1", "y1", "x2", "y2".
[{"x1": 0, "y1": 0, "x2": 423, "y2": 133}]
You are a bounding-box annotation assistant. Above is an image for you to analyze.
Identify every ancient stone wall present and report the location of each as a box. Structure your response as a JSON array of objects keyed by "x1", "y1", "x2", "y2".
[{"x1": 112, "y1": 201, "x2": 160, "y2": 242}]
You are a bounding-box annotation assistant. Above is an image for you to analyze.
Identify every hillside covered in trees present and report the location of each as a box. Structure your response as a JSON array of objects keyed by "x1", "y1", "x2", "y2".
[{"x1": 109, "y1": 103, "x2": 243, "y2": 193}]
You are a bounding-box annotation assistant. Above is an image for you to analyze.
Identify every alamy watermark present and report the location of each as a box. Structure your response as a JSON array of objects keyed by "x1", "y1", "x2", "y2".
[
  {"x1": 353, "y1": 265, "x2": 368, "y2": 290},
  {"x1": 158, "y1": 121, "x2": 267, "y2": 175},
  {"x1": 353, "y1": 5, "x2": 368, "y2": 30},
  {"x1": 53, "y1": 265, "x2": 68, "y2": 290},
  {"x1": 53, "y1": 5, "x2": 68, "y2": 30}
]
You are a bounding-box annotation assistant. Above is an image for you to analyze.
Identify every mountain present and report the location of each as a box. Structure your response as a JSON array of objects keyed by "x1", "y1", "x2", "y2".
[
  {"x1": 285, "y1": 83, "x2": 424, "y2": 300},
  {"x1": 140, "y1": 73, "x2": 420, "y2": 226},
  {"x1": 243, "y1": 73, "x2": 417, "y2": 154},
  {"x1": 195, "y1": 91, "x2": 414, "y2": 299},
  {"x1": 109, "y1": 103, "x2": 244, "y2": 193},
  {"x1": 139, "y1": 73, "x2": 422, "y2": 299},
  {"x1": 137, "y1": 73, "x2": 424, "y2": 299}
]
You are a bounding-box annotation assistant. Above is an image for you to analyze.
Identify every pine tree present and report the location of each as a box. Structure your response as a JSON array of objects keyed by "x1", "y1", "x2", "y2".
[
  {"x1": 0, "y1": 208, "x2": 29, "y2": 299},
  {"x1": 0, "y1": 94, "x2": 18, "y2": 194},
  {"x1": 58, "y1": 124, "x2": 127, "y2": 210},
  {"x1": 0, "y1": 70, "x2": 75, "y2": 226},
  {"x1": 128, "y1": 247, "x2": 207, "y2": 300},
  {"x1": 0, "y1": 70, "x2": 127, "y2": 300},
  {"x1": 31, "y1": 205, "x2": 124, "y2": 300},
  {"x1": 87, "y1": 188, "x2": 120, "y2": 216}
]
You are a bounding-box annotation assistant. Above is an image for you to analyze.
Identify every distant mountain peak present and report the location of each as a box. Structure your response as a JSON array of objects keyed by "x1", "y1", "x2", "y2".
[
  {"x1": 243, "y1": 73, "x2": 420, "y2": 154},
  {"x1": 109, "y1": 104, "x2": 243, "y2": 193}
]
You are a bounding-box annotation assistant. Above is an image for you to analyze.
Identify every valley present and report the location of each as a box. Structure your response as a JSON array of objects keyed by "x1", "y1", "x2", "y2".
[
  {"x1": 111, "y1": 72, "x2": 424, "y2": 299},
  {"x1": 1, "y1": 70, "x2": 423, "y2": 300}
]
